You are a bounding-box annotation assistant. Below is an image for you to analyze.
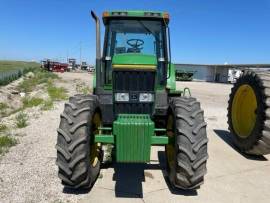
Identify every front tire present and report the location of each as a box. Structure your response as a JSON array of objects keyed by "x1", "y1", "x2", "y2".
[
  {"x1": 56, "y1": 94, "x2": 101, "y2": 188},
  {"x1": 166, "y1": 97, "x2": 208, "y2": 189}
]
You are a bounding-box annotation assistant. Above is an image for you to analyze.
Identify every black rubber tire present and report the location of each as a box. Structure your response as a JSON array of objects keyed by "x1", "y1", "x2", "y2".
[
  {"x1": 228, "y1": 70, "x2": 270, "y2": 155},
  {"x1": 56, "y1": 94, "x2": 101, "y2": 188},
  {"x1": 166, "y1": 97, "x2": 208, "y2": 189}
]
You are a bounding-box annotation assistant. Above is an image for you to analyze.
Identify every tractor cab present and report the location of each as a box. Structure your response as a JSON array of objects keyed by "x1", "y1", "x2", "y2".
[
  {"x1": 102, "y1": 12, "x2": 169, "y2": 87},
  {"x1": 92, "y1": 11, "x2": 173, "y2": 124}
]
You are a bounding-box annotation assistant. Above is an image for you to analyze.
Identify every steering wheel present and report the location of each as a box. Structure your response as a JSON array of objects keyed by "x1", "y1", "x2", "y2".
[{"x1": 127, "y1": 39, "x2": 144, "y2": 49}]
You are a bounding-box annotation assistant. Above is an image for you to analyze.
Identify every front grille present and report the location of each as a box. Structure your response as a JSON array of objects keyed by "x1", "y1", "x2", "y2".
[
  {"x1": 114, "y1": 71, "x2": 155, "y2": 91},
  {"x1": 113, "y1": 70, "x2": 155, "y2": 116},
  {"x1": 114, "y1": 103, "x2": 154, "y2": 114}
]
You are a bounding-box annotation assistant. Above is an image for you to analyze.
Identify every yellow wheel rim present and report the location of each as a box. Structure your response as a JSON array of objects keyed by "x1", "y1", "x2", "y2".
[
  {"x1": 232, "y1": 84, "x2": 257, "y2": 138},
  {"x1": 166, "y1": 115, "x2": 175, "y2": 170},
  {"x1": 90, "y1": 112, "x2": 101, "y2": 167}
]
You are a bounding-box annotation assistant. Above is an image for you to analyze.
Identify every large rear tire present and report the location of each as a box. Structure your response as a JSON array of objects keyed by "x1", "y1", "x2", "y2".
[
  {"x1": 228, "y1": 70, "x2": 270, "y2": 155},
  {"x1": 56, "y1": 94, "x2": 102, "y2": 188},
  {"x1": 166, "y1": 97, "x2": 208, "y2": 189}
]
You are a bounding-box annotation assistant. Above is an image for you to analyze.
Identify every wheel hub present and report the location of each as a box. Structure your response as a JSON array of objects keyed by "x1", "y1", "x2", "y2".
[{"x1": 232, "y1": 84, "x2": 257, "y2": 138}]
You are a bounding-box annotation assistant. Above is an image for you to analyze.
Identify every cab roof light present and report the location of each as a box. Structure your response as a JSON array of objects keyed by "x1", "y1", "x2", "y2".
[
  {"x1": 163, "y1": 12, "x2": 169, "y2": 20},
  {"x1": 103, "y1": 11, "x2": 109, "y2": 17},
  {"x1": 111, "y1": 11, "x2": 128, "y2": 16},
  {"x1": 144, "y1": 12, "x2": 161, "y2": 17}
]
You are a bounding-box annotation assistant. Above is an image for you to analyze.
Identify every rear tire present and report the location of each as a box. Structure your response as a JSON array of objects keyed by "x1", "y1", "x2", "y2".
[
  {"x1": 228, "y1": 70, "x2": 270, "y2": 155},
  {"x1": 166, "y1": 97, "x2": 208, "y2": 189},
  {"x1": 56, "y1": 94, "x2": 101, "y2": 188}
]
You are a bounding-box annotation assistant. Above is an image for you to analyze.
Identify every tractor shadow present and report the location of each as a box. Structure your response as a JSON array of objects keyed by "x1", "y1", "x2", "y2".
[
  {"x1": 214, "y1": 129, "x2": 268, "y2": 161},
  {"x1": 112, "y1": 151, "x2": 197, "y2": 198},
  {"x1": 113, "y1": 163, "x2": 145, "y2": 198}
]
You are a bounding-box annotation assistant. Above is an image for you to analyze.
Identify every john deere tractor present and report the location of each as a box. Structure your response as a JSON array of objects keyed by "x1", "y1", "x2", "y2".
[{"x1": 56, "y1": 10, "x2": 208, "y2": 190}]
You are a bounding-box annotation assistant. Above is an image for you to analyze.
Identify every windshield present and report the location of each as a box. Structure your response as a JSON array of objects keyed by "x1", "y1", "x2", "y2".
[
  {"x1": 105, "y1": 20, "x2": 166, "y2": 58},
  {"x1": 103, "y1": 19, "x2": 168, "y2": 86}
]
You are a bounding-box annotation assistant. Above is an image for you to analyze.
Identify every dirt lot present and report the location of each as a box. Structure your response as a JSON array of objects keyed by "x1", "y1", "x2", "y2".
[{"x1": 0, "y1": 74, "x2": 270, "y2": 203}]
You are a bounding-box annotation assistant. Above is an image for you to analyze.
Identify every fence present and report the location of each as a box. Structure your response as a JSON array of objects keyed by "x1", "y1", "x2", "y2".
[{"x1": 0, "y1": 67, "x2": 34, "y2": 86}]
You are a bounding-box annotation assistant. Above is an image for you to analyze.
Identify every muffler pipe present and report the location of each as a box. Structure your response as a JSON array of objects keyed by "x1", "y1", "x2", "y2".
[
  {"x1": 91, "y1": 10, "x2": 102, "y2": 90},
  {"x1": 91, "y1": 10, "x2": 101, "y2": 59}
]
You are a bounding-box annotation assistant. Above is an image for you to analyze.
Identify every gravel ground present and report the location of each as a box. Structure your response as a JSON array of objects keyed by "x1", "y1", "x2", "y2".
[
  {"x1": 0, "y1": 72, "x2": 93, "y2": 203},
  {"x1": 1, "y1": 75, "x2": 270, "y2": 203}
]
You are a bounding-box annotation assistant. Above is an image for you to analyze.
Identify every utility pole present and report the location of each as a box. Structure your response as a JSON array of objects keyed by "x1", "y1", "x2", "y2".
[
  {"x1": 66, "y1": 50, "x2": 69, "y2": 63},
  {"x1": 80, "y1": 41, "x2": 82, "y2": 65}
]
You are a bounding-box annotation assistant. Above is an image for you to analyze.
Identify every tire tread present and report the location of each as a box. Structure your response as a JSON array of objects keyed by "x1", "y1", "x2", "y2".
[
  {"x1": 56, "y1": 94, "x2": 100, "y2": 188},
  {"x1": 168, "y1": 97, "x2": 208, "y2": 189}
]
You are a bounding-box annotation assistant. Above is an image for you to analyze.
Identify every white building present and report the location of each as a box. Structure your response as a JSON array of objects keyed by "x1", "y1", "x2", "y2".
[{"x1": 174, "y1": 64, "x2": 270, "y2": 83}]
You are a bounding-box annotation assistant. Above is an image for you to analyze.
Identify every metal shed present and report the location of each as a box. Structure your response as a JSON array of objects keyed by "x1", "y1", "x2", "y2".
[{"x1": 174, "y1": 64, "x2": 270, "y2": 83}]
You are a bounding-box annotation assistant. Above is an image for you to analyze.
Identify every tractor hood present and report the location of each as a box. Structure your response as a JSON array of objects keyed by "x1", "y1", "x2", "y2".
[{"x1": 112, "y1": 53, "x2": 157, "y2": 70}]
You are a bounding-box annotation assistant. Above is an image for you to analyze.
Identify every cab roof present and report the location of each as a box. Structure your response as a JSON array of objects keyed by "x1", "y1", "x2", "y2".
[{"x1": 102, "y1": 10, "x2": 169, "y2": 24}]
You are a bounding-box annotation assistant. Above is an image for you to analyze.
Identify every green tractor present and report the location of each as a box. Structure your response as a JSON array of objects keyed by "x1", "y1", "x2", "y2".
[{"x1": 56, "y1": 10, "x2": 208, "y2": 190}]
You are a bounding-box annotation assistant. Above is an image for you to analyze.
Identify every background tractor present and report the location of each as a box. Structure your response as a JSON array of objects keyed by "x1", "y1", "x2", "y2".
[{"x1": 56, "y1": 10, "x2": 208, "y2": 190}]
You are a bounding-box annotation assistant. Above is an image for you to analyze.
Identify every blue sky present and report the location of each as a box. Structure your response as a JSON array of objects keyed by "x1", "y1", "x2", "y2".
[{"x1": 0, "y1": 0, "x2": 269, "y2": 64}]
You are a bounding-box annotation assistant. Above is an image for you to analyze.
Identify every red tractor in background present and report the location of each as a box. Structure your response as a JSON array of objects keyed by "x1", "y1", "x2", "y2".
[{"x1": 41, "y1": 60, "x2": 68, "y2": 73}]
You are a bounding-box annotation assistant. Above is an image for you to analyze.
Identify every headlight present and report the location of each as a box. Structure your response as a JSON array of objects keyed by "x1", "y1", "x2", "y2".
[
  {"x1": 139, "y1": 93, "x2": 154, "y2": 102},
  {"x1": 115, "y1": 93, "x2": 129, "y2": 102}
]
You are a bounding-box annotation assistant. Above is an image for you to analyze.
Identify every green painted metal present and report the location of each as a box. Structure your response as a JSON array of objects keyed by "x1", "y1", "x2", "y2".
[
  {"x1": 103, "y1": 84, "x2": 112, "y2": 90},
  {"x1": 167, "y1": 86, "x2": 192, "y2": 97},
  {"x1": 95, "y1": 134, "x2": 169, "y2": 145},
  {"x1": 113, "y1": 114, "x2": 154, "y2": 163},
  {"x1": 112, "y1": 53, "x2": 157, "y2": 66},
  {"x1": 154, "y1": 128, "x2": 166, "y2": 132},
  {"x1": 95, "y1": 134, "x2": 114, "y2": 144},
  {"x1": 151, "y1": 136, "x2": 168, "y2": 145},
  {"x1": 98, "y1": 127, "x2": 112, "y2": 131},
  {"x1": 169, "y1": 89, "x2": 182, "y2": 95},
  {"x1": 166, "y1": 63, "x2": 176, "y2": 91},
  {"x1": 95, "y1": 127, "x2": 169, "y2": 146}
]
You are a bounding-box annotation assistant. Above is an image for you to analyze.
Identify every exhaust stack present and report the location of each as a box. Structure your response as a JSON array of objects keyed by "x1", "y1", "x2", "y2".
[
  {"x1": 91, "y1": 11, "x2": 101, "y2": 60},
  {"x1": 91, "y1": 10, "x2": 102, "y2": 90}
]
